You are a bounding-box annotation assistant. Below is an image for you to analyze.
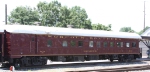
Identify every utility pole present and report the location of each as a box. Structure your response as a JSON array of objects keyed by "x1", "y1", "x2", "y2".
[
  {"x1": 5, "y1": 4, "x2": 7, "y2": 25},
  {"x1": 143, "y1": 1, "x2": 145, "y2": 32}
]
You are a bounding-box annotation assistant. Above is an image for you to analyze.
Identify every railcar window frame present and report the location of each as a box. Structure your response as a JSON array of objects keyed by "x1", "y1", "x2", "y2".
[
  {"x1": 116, "y1": 42, "x2": 123, "y2": 48},
  {"x1": 89, "y1": 41, "x2": 94, "y2": 48},
  {"x1": 62, "y1": 40, "x2": 68, "y2": 47},
  {"x1": 120, "y1": 42, "x2": 123, "y2": 47},
  {"x1": 70, "y1": 40, "x2": 76, "y2": 47},
  {"x1": 110, "y1": 42, "x2": 114, "y2": 47},
  {"x1": 132, "y1": 42, "x2": 136, "y2": 48},
  {"x1": 116, "y1": 42, "x2": 120, "y2": 47},
  {"x1": 47, "y1": 40, "x2": 52, "y2": 47},
  {"x1": 126, "y1": 42, "x2": 130, "y2": 48},
  {"x1": 96, "y1": 41, "x2": 101, "y2": 48},
  {"x1": 78, "y1": 41, "x2": 83, "y2": 47},
  {"x1": 103, "y1": 42, "x2": 107, "y2": 48}
]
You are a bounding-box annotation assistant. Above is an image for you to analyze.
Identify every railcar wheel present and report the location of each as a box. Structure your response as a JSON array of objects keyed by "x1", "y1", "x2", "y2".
[
  {"x1": 42, "y1": 57, "x2": 47, "y2": 65},
  {"x1": 21, "y1": 58, "x2": 25, "y2": 67},
  {"x1": 118, "y1": 56, "x2": 122, "y2": 62},
  {"x1": 118, "y1": 55, "x2": 125, "y2": 62},
  {"x1": 32, "y1": 57, "x2": 35, "y2": 65},
  {"x1": 127, "y1": 55, "x2": 134, "y2": 62},
  {"x1": 26, "y1": 57, "x2": 32, "y2": 66},
  {"x1": 37, "y1": 57, "x2": 44, "y2": 65},
  {"x1": 109, "y1": 55, "x2": 113, "y2": 62},
  {"x1": 118, "y1": 58, "x2": 121, "y2": 62},
  {"x1": 110, "y1": 59, "x2": 113, "y2": 62},
  {"x1": 14, "y1": 59, "x2": 21, "y2": 68}
]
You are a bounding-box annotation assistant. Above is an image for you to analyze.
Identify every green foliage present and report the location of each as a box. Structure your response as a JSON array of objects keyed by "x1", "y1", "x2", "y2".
[
  {"x1": 119, "y1": 27, "x2": 135, "y2": 33},
  {"x1": 119, "y1": 26, "x2": 150, "y2": 35},
  {"x1": 37, "y1": 1, "x2": 62, "y2": 26},
  {"x1": 8, "y1": 0, "x2": 112, "y2": 31},
  {"x1": 138, "y1": 26, "x2": 150, "y2": 35},
  {"x1": 69, "y1": 6, "x2": 91, "y2": 29},
  {"x1": 8, "y1": 6, "x2": 39, "y2": 25},
  {"x1": 92, "y1": 24, "x2": 111, "y2": 31}
]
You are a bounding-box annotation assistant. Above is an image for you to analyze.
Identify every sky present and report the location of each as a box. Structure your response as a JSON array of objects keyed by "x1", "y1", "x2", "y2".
[{"x1": 0, "y1": 0, "x2": 150, "y2": 32}]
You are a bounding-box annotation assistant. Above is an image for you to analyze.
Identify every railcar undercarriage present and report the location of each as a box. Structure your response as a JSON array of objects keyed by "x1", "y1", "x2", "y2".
[{"x1": 2, "y1": 54, "x2": 140, "y2": 67}]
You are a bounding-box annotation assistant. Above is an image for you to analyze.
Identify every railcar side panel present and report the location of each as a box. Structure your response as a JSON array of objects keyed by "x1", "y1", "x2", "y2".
[
  {"x1": 7, "y1": 34, "x2": 140, "y2": 58},
  {"x1": 35, "y1": 35, "x2": 140, "y2": 56},
  {"x1": 8, "y1": 34, "x2": 38, "y2": 58}
]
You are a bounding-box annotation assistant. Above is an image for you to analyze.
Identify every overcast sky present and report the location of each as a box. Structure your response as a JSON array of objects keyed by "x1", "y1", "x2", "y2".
[{"x1": 0, "y1": 0, "x2": 149, "y2": 32}]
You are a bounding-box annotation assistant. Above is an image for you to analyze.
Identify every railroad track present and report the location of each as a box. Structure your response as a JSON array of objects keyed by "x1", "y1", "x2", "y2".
[
  {"x1": 14, "y1": 61, "x2": 122, "y2": 70},
  {"x1": 0, "y1": 59, "x2": 149, "y2": 71},
  {"x1": 67, "y1": 65, "x2": 150, "y2": 72},
  {"x1": 8, "y1": 60, "x2": 143, "y2": 70}
]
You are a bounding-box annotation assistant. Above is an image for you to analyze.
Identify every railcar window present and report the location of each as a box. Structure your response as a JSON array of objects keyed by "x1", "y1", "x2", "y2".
[
  {"x1": 117, "y1": 42, "x2": 123, "y2": 47},
  {"x1": 89, "y1": 41, "x2": 93, "y2": 48},
  {"x1": 110, "y1": 42, "x2": 114, "y2": 47},
  {"x1": 103, "y1": 42, "x2": 107, "y2": 47},
  {"x1": 120, "y1": 42, "x2": 123, "y2": 47},
  {"x1": 78, "y1": 41, "x2": 83, "y2": 47},
  {"x1": 47, "y1": 40, "x2": 52, "y2": 47},
  {"x1": 71, "y1": 41, "x2": 76, "y2": 47},
  {"x1": 126, "y1": 42, "x2": 130, "y2": 47},
  {"x1": 96, "y1": 41, "x2": 100, "y2": 48},
  {"x1": 62, "y1": 41, "x2": 67, "y2": 47},
  {"x1": 132, "y1": 42, "x2": 136, "y2": 47},
  {"x1": 117, "y1": 42, "x2": 120, "y2": 47}
]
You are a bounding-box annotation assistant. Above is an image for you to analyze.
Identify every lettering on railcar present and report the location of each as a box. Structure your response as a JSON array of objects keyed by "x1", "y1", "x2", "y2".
[
  {"x1": 54, "y1": 36, "x2": 58, "y2": 38},
  {"x1": 48, "y1": 35, "x2": 51, "y2": 37},
  {"x1": 76, "y1": 36, "x2": 78, "y2": 38},
  {"x1": 111, "y1": 38, "x2": 113, "y2": 40},
  {"x1": 84, "y1": 50, "x2": 97, "y2": 52},
  {"x1": 81, "y1": 37, "x2": 84, "y2": 39},
  {"x1": 107, "y1": 38, "x2": 109, "y2": 40},
  {"x1": 129, "y1": 50, "x2": 132, "y2": 52},
  {"x1": 40, "y1": 51, "x2": 45, "y2": 53}
]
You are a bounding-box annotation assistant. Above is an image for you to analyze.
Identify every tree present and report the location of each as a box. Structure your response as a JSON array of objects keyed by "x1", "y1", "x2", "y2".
[
  {"x1": 56, "y1": 6, "x2": 71, "y2": 27},
  {"x1": 37, "y1": 1, "x2": 92, "y2": 29},
  {"x1": 92, "y1": 24, "x2": 111, "y2": 31},
  {"x1": 119, "y1": 27, "x2": 135, "y2": 33},
  {"x1": 8, "y1": 0, "x2": 112, "y2": 31},
  {"x1": 69, "y1": 6, "x2": 91, "y2": 29},
  {"x1": 37, "y1": 1, "x2": 61, "y2": 26},
  {"x1": 8, "y1": 6, "x2": 39, "y2": 25},
  {"x1": 138, "y1": 26, "x2": 150, "y2": 35}
]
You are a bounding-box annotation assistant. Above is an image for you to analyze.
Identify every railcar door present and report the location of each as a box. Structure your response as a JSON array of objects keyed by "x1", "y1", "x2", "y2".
[{"x1": 30, "y1": 35, "x2": 37, "y2": 54}]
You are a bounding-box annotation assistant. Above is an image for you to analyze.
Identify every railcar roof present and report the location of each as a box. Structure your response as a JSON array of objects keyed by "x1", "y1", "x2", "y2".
[{"x1": 0, "y1": 25, "x2": 141, "y2": 39}]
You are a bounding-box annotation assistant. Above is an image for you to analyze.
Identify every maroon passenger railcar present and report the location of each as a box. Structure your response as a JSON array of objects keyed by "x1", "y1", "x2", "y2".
[{"x1": 0, "y1": 25, "x2": 142, "y2": 67}]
